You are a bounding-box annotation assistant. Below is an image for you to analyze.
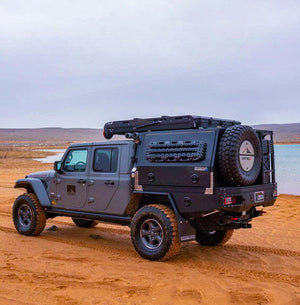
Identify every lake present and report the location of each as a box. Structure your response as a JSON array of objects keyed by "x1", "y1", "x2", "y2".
[
  {"x1": 33, "y1": 149, "x2": 65, "y2": 164},
  {"x1": 275, "y1": 144, "x2": 300, "y2": 195},
  {"x1": 33, "y1": 145, "x2": 300, "y2": 195}
]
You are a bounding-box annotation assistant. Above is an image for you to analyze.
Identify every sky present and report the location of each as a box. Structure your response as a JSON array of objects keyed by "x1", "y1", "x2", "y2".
[{"x1": 0, "y1": 0, "x2": 299, "y2": 128}]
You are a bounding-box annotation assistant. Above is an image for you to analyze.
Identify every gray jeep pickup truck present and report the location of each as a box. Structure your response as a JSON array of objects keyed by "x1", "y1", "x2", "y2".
[{"x1": 12, "y1": 115, "x2": 277, "y2": 261}]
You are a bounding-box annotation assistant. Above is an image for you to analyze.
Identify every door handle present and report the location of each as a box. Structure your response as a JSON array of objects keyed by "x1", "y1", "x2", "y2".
[
  {"x1": 104, "y1": 180, "x2": 115, "y2": 185},
  {"x1": 77, "y1": 179, "x2": 86, "y2": 184}
]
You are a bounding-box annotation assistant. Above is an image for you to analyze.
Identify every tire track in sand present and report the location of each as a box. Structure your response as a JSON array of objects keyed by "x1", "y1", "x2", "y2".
[
  {"x1": 1, "y1": 211, "x2": 298, "y2": 258},
  {"x1": 0, "y1": 211, "x2": 10, "y2": 217},
  {"x1": 0, "y1": 225, "x2": 134, "y2": 257},
  {"x1": 170, "y1": 258, "x2": 300, "y2": 287},
  {"x1": 221, "y1": 244, "x2": 300, "y2": 257},
  {"x1": 1, "y1": 224, "x2": 299, "y2": 286}
]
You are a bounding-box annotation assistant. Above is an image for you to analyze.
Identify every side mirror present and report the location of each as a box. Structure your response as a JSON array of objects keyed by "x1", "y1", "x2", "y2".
[{"x1": 54, "y1": 161, "x2": 63, "y2": 173}]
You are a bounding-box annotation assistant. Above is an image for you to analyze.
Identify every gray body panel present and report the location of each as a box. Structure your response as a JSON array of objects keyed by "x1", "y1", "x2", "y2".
[
  {"x1": 53, "y1": 141, "x2": 134, "y2": 215},
  {"x1": 84, "y1": 143, "x2": 133, "y2": 214},
  {"x1": 27, "y1": 170, "x2": 56, "y2": 179},
  {"x1": 54, "y1": 172, "x2": 89, "y2": 209},
  {"x1": 54, "y1": 147, "x2": 91, "y2": 209},
  {"x1": 98, "y1": 143, "x2": 134, "y2": 215}
]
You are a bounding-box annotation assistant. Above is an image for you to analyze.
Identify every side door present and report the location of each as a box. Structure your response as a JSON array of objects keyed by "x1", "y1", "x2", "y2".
[
  {"x1": 85, "y1": 146, "x2": 119, "y2": 212},
  {"x1": 55, "y1": 148, "x2": 89, "y2": 209}
]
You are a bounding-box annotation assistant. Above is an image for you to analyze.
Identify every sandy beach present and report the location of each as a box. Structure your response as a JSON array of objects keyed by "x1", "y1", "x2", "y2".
[{"x1": 0, "y1": 151, "x2": 299, "y2": 305}]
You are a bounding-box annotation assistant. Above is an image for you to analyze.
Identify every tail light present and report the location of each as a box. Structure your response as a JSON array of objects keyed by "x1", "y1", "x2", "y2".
[{"x1": 224, "y1": 196, "x2": 237, "y2": 205}]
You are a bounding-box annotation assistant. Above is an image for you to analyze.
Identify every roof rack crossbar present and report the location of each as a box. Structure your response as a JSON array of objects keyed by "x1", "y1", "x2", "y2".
[{"x1": 103, "y1": 115, "x2": 241, "y2": 139}]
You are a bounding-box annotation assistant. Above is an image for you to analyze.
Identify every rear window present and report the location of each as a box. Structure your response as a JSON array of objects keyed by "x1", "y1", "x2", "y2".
[{"x1": 93, "y1": 148, "x2": 118, "y2": 172}]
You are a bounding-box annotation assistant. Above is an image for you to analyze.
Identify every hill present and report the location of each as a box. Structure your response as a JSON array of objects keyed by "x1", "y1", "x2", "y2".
[
  {"x1": 252, "y1": 123, "x2": 300, "y2": 144},
  {"x1": 0, "y1": 128, "x2": 105, "y2": 145},
  {"x1": 0, "y1": 123, "x2": 299, "y2": 145}
]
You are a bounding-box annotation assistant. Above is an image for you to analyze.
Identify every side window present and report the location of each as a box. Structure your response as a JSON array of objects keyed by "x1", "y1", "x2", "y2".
[
  {"x1": 63, "y1": 149, "x2": 88, "y2": 172},
  {"x1": 93, "y1": 148, "x2": 118, "y2": 172}
]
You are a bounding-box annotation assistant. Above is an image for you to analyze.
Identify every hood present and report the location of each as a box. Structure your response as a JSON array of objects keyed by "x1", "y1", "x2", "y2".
[{"x1": 26, "y1": 170, "x2": 55, "y2": 179}]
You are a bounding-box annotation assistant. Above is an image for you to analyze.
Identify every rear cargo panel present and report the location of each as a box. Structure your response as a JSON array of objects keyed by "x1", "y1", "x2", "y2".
[{"x1": 137, "y1": 129, "x2": 219, "y2": 188}]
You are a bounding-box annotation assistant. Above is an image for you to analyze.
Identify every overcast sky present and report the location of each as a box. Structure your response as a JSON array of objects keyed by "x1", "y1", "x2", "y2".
[{"x1": 0, "y1": 0, "x2": 299, "y2": 128}]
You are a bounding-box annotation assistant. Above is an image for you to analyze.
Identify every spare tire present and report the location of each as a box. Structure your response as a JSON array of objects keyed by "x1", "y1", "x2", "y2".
[{"x1": 218, "y1": 125, "x2": 262, "y2": 186}]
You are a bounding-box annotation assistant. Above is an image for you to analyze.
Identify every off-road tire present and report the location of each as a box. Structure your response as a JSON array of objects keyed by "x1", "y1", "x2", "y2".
[
  {"x1": 196, "y1": 229, "x2": 233, "y2": 246},
  {"x1": 218, "y1": 125, "x2": 262, "y2": 186},
  {"x1": 12, "y1": 193, "x2": 46, "y2": 236},
  {"x1": 131, "y1": 204, "x2": 181, "y2": 261},
  {"x1": 72, "y1": 218, "x2": 98, "y2": 228}
]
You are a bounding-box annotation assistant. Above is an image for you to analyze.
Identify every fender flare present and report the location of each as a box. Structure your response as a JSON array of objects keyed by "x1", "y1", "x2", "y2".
[{"x1": 14, "y1": 178, "x2": 52, "y2": 208}]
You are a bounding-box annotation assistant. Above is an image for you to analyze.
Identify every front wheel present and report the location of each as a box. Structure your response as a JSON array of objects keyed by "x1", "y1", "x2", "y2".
[
  {"x1": 12, "y1": 193, "x2": 46, "y2": 236},
  {"x1": 131, "y1": 204, "x2": 181, "y2": 261},
  {"x1": 196, "y1": 229, "x2": 233, "y2": 246}
]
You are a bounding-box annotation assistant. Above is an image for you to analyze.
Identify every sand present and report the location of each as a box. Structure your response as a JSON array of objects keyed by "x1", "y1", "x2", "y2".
[{"x1": 0, "y1": 157, "x2": 299, "y2": 305}]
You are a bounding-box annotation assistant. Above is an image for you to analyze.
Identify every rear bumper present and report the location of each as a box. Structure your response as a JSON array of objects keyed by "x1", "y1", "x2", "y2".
[
  {"x1": 172, "y1": 183, "x2": 277, "y2": 218},
  {"x1": 216, "y1": 183, "x2": 277, "y2": 213}
]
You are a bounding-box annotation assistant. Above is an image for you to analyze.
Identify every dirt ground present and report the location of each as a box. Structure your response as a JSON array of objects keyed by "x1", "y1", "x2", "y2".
[{"x1": 0, "y1": 155, "x2": 299, "y2": 305}]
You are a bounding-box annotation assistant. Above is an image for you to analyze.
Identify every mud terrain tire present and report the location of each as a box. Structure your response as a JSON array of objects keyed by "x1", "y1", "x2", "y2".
[
  {"x1": 72, "y1": 218, "x2": 98, "y2": 228},
  {"x1": 218, "y1": 125, "x2": 262, "y2": 186},
  {"x1": 196, "y1": 230, "x2": 233, "y2": 246},
  {"x1": 131, "y1": 204, "x2": 181, "y2": 261},
  {"x1": 12, "y1": 193, "x2": 46, "y2": 236}
]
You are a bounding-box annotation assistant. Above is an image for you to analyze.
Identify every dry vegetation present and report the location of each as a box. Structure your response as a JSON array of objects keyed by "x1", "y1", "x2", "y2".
[
  {"x1": 0, "y1": 146, "x2": 53, "y2": 160},
  {"x1": 0, "y1": 145, "x2": 299, "y2": 305},
  {"x1": 0, "y1": 128, "x2": 103, "y2": 144}
]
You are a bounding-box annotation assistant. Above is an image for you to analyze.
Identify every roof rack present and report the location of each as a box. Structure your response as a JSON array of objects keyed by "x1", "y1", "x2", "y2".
[{"x1": 103, "y1": 115, "x2": 241, "y2": 139}]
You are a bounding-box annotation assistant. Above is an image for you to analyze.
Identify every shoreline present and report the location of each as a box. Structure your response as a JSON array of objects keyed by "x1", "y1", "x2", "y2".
[{"x1": 274, "y1": 142, "x2": 300, "y2": 145}]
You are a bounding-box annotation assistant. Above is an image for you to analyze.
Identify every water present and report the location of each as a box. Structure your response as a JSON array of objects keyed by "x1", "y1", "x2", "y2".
[
  {"x1": 33, "y1": 149, "x2": 65, "y2": 163},
  {"x1": 33, "y1": 146, "x2": 300, "y2": 195},
  {"x1": 274, "y1": 144, "x2": 300, "y2": 195}
]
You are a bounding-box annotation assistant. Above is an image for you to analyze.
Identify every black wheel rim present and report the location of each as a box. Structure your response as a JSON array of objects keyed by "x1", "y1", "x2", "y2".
[
  {"x1": 18, "y1": 204, "x2": 33, "y2": 228},
  {"x1": 140, "y1": 219, "x2": 163, "y2": 249}
]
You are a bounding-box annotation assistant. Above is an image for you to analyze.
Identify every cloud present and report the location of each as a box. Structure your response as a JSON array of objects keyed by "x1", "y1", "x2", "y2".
[{"x1": 0, "y1": 0, "x2": 299, "y2": 127}]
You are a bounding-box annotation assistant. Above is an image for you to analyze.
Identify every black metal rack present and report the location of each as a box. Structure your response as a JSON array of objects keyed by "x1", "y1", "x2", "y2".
[
  {"x1": 257, "y1": 130, "x2": 276, "y2": 184},
  {"x1": 103, "y1": 115, "x2": 241, "y2": 139}
]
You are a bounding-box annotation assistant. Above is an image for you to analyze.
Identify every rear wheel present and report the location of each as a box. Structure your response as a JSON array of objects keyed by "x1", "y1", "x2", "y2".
[
  {"x1": 12, "y1": 193, "x2": 46, "y2": 236},
  {"x1": 196, "y1": 229, "x2": 233, "y2": 246},
  {"x1": 72, "y1": 218, "x2": 98, "y2": 228},
  {"x1": 131, "y1": 204, "x2": 181, "y2": 261}
]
